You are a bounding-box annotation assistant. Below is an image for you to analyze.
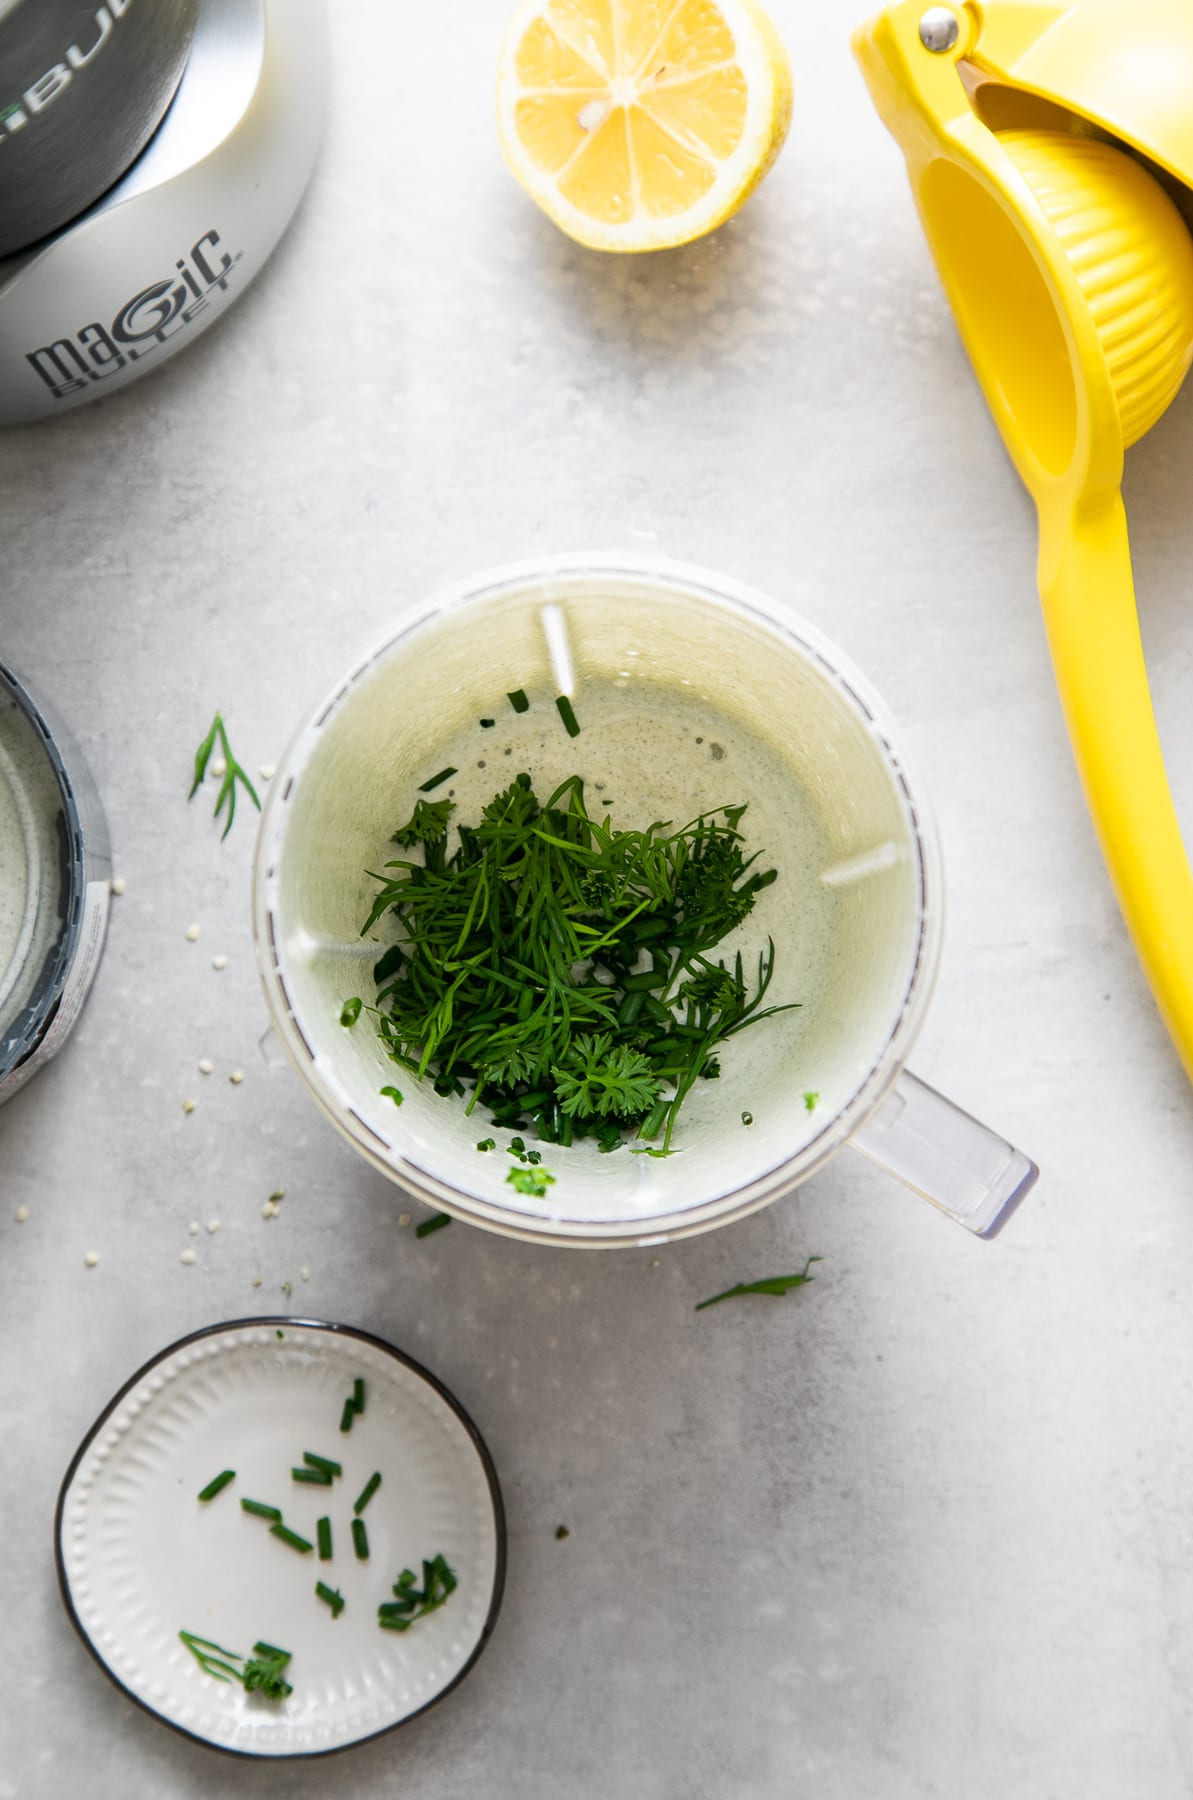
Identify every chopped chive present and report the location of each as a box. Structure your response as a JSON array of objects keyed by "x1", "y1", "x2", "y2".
[
  {"x1": 418, "y1": 767, "x2": 457, "y2": 792},
  {"x1": 240, "y1": 1498, "x2": 282, "y2": 1521},
  {"x1": 270, "y1": 1522, "x2": 314, "y2": 1554},
  {"x1": 292, "y1": 1466, "x2": 333, "y2": 1485},
  {"x1": 339, "y1": 995, "x2": 362, "y2": 1027},
  {"x1": 352, "y1": 1378, "x2": 365, "y2": 1413},
  {"x1": 303, "y1": 1452, "x2": 343, "y2": 1478},
  {"x1": 354, "y1": 1471, "x2": 382, "y2": 1514},
  {"x1": 479, "y1": 718, "x2": 495, "y2": 728},
  {"x1": 476, "y1": 1137, "x2": 495, "y2": 1152},
  {"x1": 376, "y1": 1552, "x2": 457, "y2": 1631},
  {"x1": 555, "y1": 1524, "x2": 570, "y2": 1540},
  {"x1": 695, "y1": 1256, "x2": 822, "y2": 1311},
  {"x1": 507, "y1": 689, "x2": 529, "y2": 714},
  {"x1": 741, "y1": 1110, "x2": 753, "y2": 1126},
  {"x1": 317, "y1": 1516, "x2": 332, "y2": 1560},
  {"x1": 339, "y1": 1398, "x2": 356, "y2": 1433},
  {"x1": 379, "y1": 1084, "x2": 403, "y2": 1105},
  {"x1": 555, "y1": 695, "x2": 580, "y2": 738},
  {"x1": 252, "y1": 1641, "x2": 291, "y2": 1663},
  {"x1": 352, "y1": 1518, "x2": 370, "y2": 1561},
  {"x1": 803, "y1": 1091, "x2": 819, "y2": 1112},
  {"x1": 197, "y1": 1469, "x2": 235, "y2": 1503},
  {"x1": 315, "y1": 1581, "x2": 345, "y2": 1618},
  {"x1": 416, "y1": 1212, "x2": 451, "y2": 1239}
]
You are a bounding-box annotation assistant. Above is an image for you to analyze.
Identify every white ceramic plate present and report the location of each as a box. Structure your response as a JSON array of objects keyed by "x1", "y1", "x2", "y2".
[{"x1": 56, "y1": 1318, "x2": 505, "y2": 1758}]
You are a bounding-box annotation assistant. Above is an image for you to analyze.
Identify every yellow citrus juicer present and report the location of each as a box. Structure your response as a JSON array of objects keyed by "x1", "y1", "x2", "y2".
[{"x1": 854, "y1": 0, "x2": 1193, "y2": 1082}]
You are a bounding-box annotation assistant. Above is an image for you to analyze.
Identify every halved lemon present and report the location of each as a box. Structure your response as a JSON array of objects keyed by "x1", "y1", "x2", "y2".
[{"x1": 497, "y1": 0, "x2": 793, "y2": 252}]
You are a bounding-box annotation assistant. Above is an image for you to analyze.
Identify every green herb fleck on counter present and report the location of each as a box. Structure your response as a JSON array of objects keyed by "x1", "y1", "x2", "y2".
[
  {"x1": 695, "y1": 1257, "x2": 822, "y2": 1312},
  {"x1": 416, "y1": 1212, "x2": 452, "y2": 1239},
  {"x1": 188, "y1": 712, "x2": 261, "y2": 840}
]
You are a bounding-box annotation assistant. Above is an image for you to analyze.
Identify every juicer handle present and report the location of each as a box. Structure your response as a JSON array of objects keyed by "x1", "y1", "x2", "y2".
[
  {"x1": 1040, "y1": 494, "x2": 1193, "y2": 1083},
  {"x1": 849, "y1": 1069, "x2": 1038, "y2": 1237}
]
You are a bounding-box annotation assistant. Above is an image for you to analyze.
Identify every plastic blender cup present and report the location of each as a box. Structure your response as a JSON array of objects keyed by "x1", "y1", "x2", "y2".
[{"x1": 253, "y1": 556, "x2": 1037, "y2": 1248}]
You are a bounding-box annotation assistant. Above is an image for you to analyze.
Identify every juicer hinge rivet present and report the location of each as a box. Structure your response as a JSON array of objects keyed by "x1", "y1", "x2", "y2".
[{"x1": 919, "y1": 7, "x2": 960, "y2": 51}]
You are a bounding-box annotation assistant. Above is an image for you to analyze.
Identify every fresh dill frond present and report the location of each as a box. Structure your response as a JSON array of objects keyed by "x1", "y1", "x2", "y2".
[{"x1": 188, "y1": 712, "x2": 261, "y2": 841}]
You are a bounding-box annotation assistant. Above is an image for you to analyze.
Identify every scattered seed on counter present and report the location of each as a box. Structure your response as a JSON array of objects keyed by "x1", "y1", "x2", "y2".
[
  {"x1": 251, "y1": 1277, "x2": 262, "y2": 1289},
  {"x1": 300, "y1": 1267, "x2": 310, "y2": 1282},
  {"x1": 185, "y1": 924, "x2": 201, "y2": 942},
  {"x1": 180, "y1": 1249, "x2": 197, "y2": 1266},
  {"x1": 189, "y1": 1221, "x2": 200, "y2": 1237},
  {"x1": 270, "y1": 1188, "x2": 285, "y2": 1201},
  {"x1": 182, "y1": 1098, "x2": 197, "y2": 1114},
  {"x1": 109, "y1": 876, "x2": 126, "y2": 896},
  {"x1": 281, "y1": 1280, "x2": 292, "y2": 1297},
  {"x1": 652, "y1": 1258, "x2": 661, "y2": 1268},
  {"x1": 14, "y1": 1206, "x2": 28, "y2": 1223},
  {"x1": 210, "y1": 758, "x2": 227, "y2": 778},
  {"x1": 229, "y1": 1070, "x2": 244, "y2": 1085},
  {"x1": 211, "y1": 955, "x2": 228, "y2": 971},
  {"x1": 259, "y1": 763, "x2": 276, "y2": 781},
  {"x1": 84, "y1": 1251, "x2": 99, "y2": 1268},
  {"x1": 261, "y1": 1201, "x2": 279, "y2": 1220},
  {"x1": 198, "y1": 1058, "x2": 214, "y2": 1075},
  {"x1": 207, "y1": 1219, "x2": 220, "y2": 1234},
  {"x1": 398, "y1": 1213, "x2": 411, "y2": 1229}
]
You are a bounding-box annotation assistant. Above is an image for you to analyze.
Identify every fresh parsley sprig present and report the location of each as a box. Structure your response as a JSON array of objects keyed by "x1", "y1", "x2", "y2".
[{"x1": 189, "y1": 711, "x2": 261, "y2": 840}]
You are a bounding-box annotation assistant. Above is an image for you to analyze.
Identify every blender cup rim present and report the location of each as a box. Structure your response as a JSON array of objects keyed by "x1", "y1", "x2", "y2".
[{"x1": 252, "y1": 554, "x2": 944, "y2": 1246}]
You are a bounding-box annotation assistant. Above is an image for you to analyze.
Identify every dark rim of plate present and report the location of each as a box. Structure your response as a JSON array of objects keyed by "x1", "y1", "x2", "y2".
[{"x1": 53, "y1": 1315, "x2": 508, "y2": 1761}]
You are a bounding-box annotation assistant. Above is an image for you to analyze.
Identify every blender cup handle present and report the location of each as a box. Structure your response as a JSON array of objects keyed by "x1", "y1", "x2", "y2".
[{"x1": 848, "y1": 1069, "x2": 1038, "y2": 1238}]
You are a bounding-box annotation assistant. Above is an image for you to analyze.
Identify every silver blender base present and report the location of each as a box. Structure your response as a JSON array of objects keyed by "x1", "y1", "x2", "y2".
[{"x1": 0, "y1": 0, "x2": 327, "y2": 424}]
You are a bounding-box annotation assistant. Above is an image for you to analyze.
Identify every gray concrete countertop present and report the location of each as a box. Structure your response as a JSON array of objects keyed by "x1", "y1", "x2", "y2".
[{"x1": 5, "y1": 1, "x2": 1193, "y2": 1794}]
